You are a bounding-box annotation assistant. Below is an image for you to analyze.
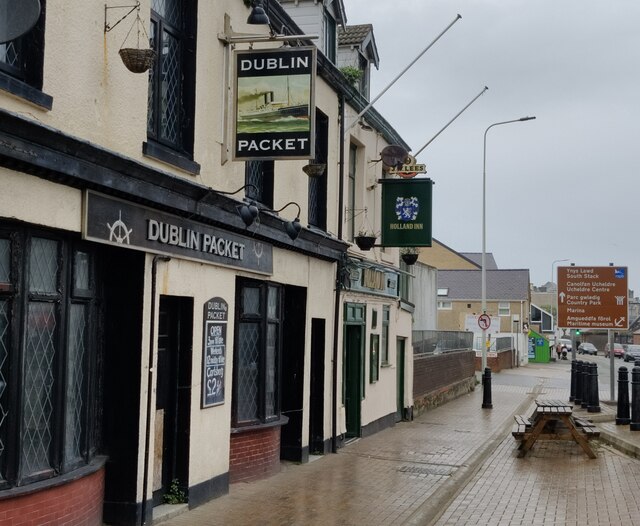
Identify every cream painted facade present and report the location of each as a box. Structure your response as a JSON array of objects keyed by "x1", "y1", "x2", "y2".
[{"x1": 0, "y1": 0, "x2": 413, "y2": 524}]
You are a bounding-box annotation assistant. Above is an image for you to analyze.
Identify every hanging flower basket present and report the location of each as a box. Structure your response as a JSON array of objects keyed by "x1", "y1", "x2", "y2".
[
  {"x1": 119, "y1": 48, "x2": 156, "y2": 73},
  {"x1": 354, "y1": 235, "x2": 377, "y2": 251},
  {"x1": 302, "y1": 163, "x2": 326, "y2": 178},
  {"x1": 401, "y1": 252, "x2": 419, "y2": 265}
]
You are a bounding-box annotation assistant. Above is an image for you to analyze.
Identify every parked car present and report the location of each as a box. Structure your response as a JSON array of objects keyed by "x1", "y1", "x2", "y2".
[
  {"x1": 624, "y1": 344, "x2": 640, "y2": 362},
  {"x1": 578, "y1": 342, "x2": 598, "y2": 355},
  {"x1": 604, "y1": 343, "x2": 625, "y2": 358}
]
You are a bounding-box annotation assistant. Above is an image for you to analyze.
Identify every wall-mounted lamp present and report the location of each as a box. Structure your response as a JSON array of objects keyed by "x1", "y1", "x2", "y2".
[
  {"x1": 217, "y1": 184, "x2": 260, "y2": 228},
  {"x1": 273, "y1": 202, "x2": 302, "y2": 240},
  {"x1": 247, "y1": 0, "x2": 270, "y2": 25}
]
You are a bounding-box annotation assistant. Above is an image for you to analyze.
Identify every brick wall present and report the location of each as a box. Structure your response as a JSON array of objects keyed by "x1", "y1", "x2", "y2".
[
  {"x1": 0, "y1": 467, "x2": 104, "y2": 525},
  {"x1": 414, "y1": 350, "x2": 476, "y2": 400},
  {"x1": 229, "y1": 426, "x2": 281, "y2": 484},
  {"x1": 474, "y1": 349, "x2": 515, "y2": 372}
]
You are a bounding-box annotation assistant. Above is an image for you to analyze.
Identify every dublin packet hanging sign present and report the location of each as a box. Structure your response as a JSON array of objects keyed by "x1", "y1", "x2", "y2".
[{"x1": 233, "y1": 47, "x2": 316, "y2": 161}]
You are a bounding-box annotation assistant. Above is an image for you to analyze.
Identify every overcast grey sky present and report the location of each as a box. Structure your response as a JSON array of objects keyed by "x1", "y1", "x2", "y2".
[{"x1": 346, "y1": 0, "x2": 639, "y2": 295}]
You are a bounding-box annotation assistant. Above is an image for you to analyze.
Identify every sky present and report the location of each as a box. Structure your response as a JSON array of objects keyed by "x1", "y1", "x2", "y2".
[{"x1": 345, "y1": 0, "x2": 640, "y2": 295}]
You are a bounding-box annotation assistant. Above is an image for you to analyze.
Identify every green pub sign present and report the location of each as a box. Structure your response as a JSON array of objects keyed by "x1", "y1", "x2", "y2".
[{"x1": 381, "y1": 178, "x2": 433, "y2": 247}]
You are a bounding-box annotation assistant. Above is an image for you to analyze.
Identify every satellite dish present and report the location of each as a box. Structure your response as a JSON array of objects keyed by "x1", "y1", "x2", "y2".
[
  {"x1": 0, "y1": 0, "x2": 41, "y2": 45},
  {"x1": 380, "y1": 145, "x2": 409, "y2": 169}
]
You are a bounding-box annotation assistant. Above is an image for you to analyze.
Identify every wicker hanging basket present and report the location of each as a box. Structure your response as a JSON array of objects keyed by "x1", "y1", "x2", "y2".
[
  {"x1": 119, "y1": 48, "x2": 155, "y2": 73},
  {"x1": 115, "y1": 5, "x2": 155, "y2": 74}
]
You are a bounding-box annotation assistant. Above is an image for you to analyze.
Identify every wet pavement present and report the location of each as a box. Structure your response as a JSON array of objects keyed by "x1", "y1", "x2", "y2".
[{"x1": 154, "y1": 362, "x2": 640, "y2": 526}]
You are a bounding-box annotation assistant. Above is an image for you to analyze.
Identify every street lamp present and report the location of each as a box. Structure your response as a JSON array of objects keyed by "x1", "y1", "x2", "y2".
[{"x1": 481, "y1": 116, "x2": 536, "y2": 371}]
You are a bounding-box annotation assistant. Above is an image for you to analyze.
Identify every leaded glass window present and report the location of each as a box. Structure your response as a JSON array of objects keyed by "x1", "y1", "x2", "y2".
[
  {"x1": 0, "y1": 1, "x2": 45, "y2": 88},
  {"x1": 245, "y1": 161, "x2": 274, "y2": 208},
  {"x1": 309, "y1": 110, "x2": 328, "y2": 230},
  {"x1": 0, "y1": 228, "x2": 100, "y2": 488},
  {"x1": 148, "y1": 0, "x2": 197, "y2": 156},
  {"x1": 234, "y1": 280, "x2": 282, "y2": 426}
]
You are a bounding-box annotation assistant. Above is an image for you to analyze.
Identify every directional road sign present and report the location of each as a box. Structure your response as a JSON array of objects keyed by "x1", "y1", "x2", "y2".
[{"x1": 557, "y1": 266, "x2": 628, "y2": 330}]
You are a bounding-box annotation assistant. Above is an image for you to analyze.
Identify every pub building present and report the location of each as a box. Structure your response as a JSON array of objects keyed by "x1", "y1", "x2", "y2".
[{"x1": 0, "y1": 0, "x2": 414, "y2": 524}]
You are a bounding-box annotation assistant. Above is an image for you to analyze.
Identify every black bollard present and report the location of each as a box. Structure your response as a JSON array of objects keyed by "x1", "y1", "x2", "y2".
[
  {"x1": 587, "y1": 362, "x2": 601, "y2": 413},
  {"x1": 631, "y1": 366, "x2": 640, "y2": 431},
  {"x1": 616, "y1": 366, "x2": 630, "y2": 425},
  {"x1": 581, "y1": 361, "x2": 589, "y2": 409},
  {"x1": 574, "y1": 361, "x2": 583, "y2": 405},
  {"x1": 570, "y1": 359, "x2": 577, "y2": 401},
  {"x1": 482, "y1": 367, "x2": 493, "y2": 409}
]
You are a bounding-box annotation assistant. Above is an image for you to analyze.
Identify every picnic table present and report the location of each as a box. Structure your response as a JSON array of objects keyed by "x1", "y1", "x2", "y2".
[{"x1": 511, "y1": 399, "x2": 599, "y2": 458}]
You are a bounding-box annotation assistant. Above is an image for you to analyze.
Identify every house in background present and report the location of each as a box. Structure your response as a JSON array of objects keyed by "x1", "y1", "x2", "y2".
[
  {"x1": 416, "y1": 238, "x2": 531, "y2": 335},
  {"x1": 338, "y1": 23, "x2": 379, "y2": 98}
]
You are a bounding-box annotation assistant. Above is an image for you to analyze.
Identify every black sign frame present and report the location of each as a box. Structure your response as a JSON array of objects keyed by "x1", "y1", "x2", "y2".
[
  {"x1": 233, "y1": 47, "x2": 316, "y2": 161},
  {"x1": 202, "y1": 297, "x2": 228, "y2": 408}
]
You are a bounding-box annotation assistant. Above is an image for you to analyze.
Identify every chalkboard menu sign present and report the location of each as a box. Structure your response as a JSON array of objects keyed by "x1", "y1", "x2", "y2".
[{"x1": 202, "y1": 297, "x2": 228, "y2": 408}]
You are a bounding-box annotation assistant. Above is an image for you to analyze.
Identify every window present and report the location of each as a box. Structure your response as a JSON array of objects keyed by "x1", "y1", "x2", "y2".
[
  {"x1": 309, "y1": 110, "x2": 328, "y2": 229},
  {"x1": 369, "y1": 334, "x2": 379, "y2": 383},
  {"x1": 323, "y1": 8, "x2": 336, "y2": 62},
  {"x1": 499, "y1": 302, "x2": 510, "y2": 316},
  {"x1": 233, "y1": 279, "x2": 283, "y2": 426},
  {"x1": 0, "y1": 229, "x2": 100, "y2": 488},
  {"x1": 245, "y1": 161, "x2": 274, "y2": 208},
  {"x1": 381, "y1": 306, "x2": 390, "y2": 365},
  {"x1": 0, "y1": 2, "x2": 50, "y2": 108},
  {"x1": 437, "y1": 288, "x2": 449, "y2": 296},
  {"x1": 399, "y1": 261, "x2": 412, "y2": 304},
  {"x1": 347, "y1": 144, "x2": 357, "y2": 241},
  {"x1": 437, "y1": 301, "x2": 452, "y2": 310},
  {"x1": 147, "y1": 0, "x2": 197, "y2": 163}
]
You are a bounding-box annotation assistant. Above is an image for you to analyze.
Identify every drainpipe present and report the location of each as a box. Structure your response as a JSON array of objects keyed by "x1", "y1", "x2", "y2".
[
  {"x1": 141, "y1": 255, "x2": 171, "y2": 525},
  {"x1": 331, "y1": 93, "x2": 346, "y2": 453}
]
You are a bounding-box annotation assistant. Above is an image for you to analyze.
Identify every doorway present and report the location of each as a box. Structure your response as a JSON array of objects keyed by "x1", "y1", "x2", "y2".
[
  {"x1": 280, "y1": 285, "x2": 307, "y2": 461},
  {"x1": 344, "y1": 303, "x2": 365, "y2": 439},
  {"x1": 309, "y1": 318, "x2": 326, "y2": 454},
  {"x1": 153, "y1": 296, "x2": 193, "y2": 506},
  {"x1": 396, "y1": 338, "x2": 406, "y2": 422}
]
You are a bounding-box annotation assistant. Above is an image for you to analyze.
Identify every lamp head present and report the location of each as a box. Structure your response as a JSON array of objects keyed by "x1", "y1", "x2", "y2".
[
  {"x1": 247, "y1": 1, "x2": 270, "y2": 25},
  {"x1": 238, "y1": 201, "x2": 259, "y2": 227},
  {"x1": 519, "y1": 116, "x2": 536, "y2": 121},
  {"x1": 285, "y1": 217, "x2": 302, "y2": 241}
]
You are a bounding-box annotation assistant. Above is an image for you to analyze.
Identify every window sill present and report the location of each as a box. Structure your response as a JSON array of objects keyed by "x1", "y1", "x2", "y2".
[
  {"x1": 0, "y1": 73, "x2": 52, "y2": 110},
  {"x1": 143, "y1": 140, "x2": 201, "y2": 175},
  {"x1": 231, "y1": 415, "x2": 289, "y2": 434},
  {"x1": 0, "y1": 456, "x2": 107, "y2": 500},
  {"x1": 381, "y1": 362, "x2": 392, "y2": 368}
]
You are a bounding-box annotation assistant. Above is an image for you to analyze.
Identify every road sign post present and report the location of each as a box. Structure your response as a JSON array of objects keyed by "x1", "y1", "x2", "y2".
[{"x1": 557, "y1": 265, "x2": 628, "y2": 402}]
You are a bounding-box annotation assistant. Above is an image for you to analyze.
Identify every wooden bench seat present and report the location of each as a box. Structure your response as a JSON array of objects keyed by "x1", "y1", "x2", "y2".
[
  {"x1": 512, "y1": 414, "x2": 533, "y2": 439},
  {"x1": 571, "y1": 417, "x2": 601, "y2": 438}
]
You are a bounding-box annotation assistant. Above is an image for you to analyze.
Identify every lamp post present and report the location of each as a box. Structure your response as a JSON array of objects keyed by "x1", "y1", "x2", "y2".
[{"x1": 481, "y1": 116, "x2": 536, "y2": 371}]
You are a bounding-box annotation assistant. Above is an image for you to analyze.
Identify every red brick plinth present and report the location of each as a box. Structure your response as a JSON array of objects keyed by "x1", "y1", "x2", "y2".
[{"x1": 229, "y1": 425, "x2": 281, "y2": 484}]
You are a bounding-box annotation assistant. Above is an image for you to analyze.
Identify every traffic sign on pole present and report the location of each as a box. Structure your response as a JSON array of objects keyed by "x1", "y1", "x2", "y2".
[{"x1": 557, "y1": 266, "x2": 628, "y2": 330}]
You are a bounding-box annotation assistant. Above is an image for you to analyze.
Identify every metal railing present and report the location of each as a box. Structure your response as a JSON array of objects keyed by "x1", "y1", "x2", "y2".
[{"x1": 412, "y1": 330, "x2": 473, "y2": 356}]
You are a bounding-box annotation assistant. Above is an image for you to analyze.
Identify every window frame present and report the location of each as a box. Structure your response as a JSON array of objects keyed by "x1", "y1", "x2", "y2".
[
  {"x1": 0, "y1": 2, "x2": 52, "y2": 109},
  {"x1": 323, "y1": 8, "x2": 337, "y2": 62},
  {"x1": 245, "y1": 160, "x2": 274, "y2": 209},
  {"x1": 381, "y1": 306, "x2": 390, "y2": 365},
  {"x1": 0, "y1": 227, "x2": 100, "y2": 489},
  {"x1": 437, "y1": 301, "x2": 452, "y2": 310},
  {"x1": 232, "y1": 278, "x2": 283, "y2": 428},
  {"x1": 146, "y1": 0, "x2": 198, "y2": 168},
  {"x1": 498, "y1": 302, "x2": 510, "y2": 316}
]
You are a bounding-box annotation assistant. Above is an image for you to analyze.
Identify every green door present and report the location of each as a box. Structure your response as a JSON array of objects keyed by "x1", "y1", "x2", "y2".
[{"x1": 345, "y1": 324, "x2": 363, "y2": 438}]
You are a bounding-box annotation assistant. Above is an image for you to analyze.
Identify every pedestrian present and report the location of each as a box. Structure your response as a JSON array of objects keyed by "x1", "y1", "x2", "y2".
[{"x1": 556, "y1": 344, "x2": 562, "y2": 361}]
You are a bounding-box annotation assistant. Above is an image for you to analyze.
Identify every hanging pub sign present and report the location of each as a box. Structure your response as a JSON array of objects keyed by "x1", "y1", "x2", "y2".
[
  {"x1": 233, "y1": 46, "x2": 316, "y2": 161},
  {"x1": 202, "y1": 297, "x2": 228, "y2": 408},
  {"x1": 380, "y1": 178, "x2": 434, "y2": 247}
]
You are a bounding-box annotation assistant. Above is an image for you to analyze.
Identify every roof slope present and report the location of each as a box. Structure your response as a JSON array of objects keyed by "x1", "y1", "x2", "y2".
[
  {"x1": 438, "y1": 269, "x2": 530, "y2": 301},
  {"x1": 460, "y1": 252, "x2": 498, "y2": 270}
]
